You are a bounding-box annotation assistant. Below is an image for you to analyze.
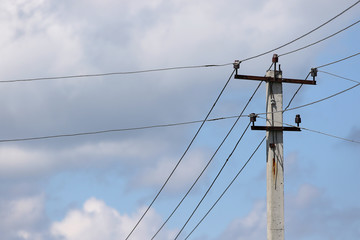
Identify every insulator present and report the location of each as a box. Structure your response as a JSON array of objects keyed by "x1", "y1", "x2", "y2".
[
  {"x1": 295, "y1": 114, "x2": 301, "y2": 127},
  {"x1": 311, "y1": 68, "x2": 318, "y2": 77},
  {"x1": 249, "y1": 113, "x2": 257, "y2": 126},
  {"x1": 233, "y1": 60, "x2": 240, "y2": 70},
  {"x1": 272, "y1": 54, "x2": 279, "y2": 63}
]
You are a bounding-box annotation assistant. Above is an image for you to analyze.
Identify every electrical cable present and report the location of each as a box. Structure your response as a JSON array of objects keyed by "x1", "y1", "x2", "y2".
[
  {"x1": 182, "y1": 68, "x2": 355, "y2": 239},
  {"x1": 2, "y1": 1, "x2": 359, "y2": 84},
  {"x1": 0, "y1": 63, "x2": 232, "y2": 83},
  {"x1": 239, "y1": 0, "x2": 360, "y2": 62},
  {"x1": 279, "y1": 19, "x2": 360, "y2": 57},
  {"x1": 0, "y1": 116, "x2": 246, "y2": 143},
  {"x1": 300, "y1": 126, "x2": 360, "y2": 144},
  {"x1": 283, "y1": 82, "x2": 360, "y2": 112},
  {"x1": 3, "y1": 72, "x2": 358, "y2": 143},
  {"x1": 283, "y1": 72, "x2": 311, "y2": 111},
  {"x1": 151, "y1": 81, "x2": 263, "y2": 239},
  {"x1": 184, "y1": 137, "x2": 266, "y2": 240},
  {"x1": 257, "y1": 116, "x2": 360, "y2": 144},
  {"x1": 124, "y1": 70, "x2": 235, "y2": 240},
  {"x1": 255, "y1": 81, "x2": 360, "y2": 116},
  {"x1": 316, "y1": 51, "x2": 360, "y2": 68},
  {"x1": 319, "y1": 70, "x2": 360, "y2": 84},
  {"x1": 173, "y1": 122, "x2": 251, "y2": 240}
]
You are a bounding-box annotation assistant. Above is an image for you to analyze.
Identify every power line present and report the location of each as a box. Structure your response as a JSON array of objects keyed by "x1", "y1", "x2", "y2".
[
  {"x1": 151, "y1": 80, "x2": 263, "y2": 239},
  {"x1": 283, "y1": 72, "x2": 310, "y2": 111},
  {"x1": 319, "y1": 70, "x2": 360, "y2": 84},
  {"x1": 124, "y1": 70, "x2": 235, "y2": 240},
  {"x1": 3, "y1": 77, "x2": 358, "y2": 143},
  {"x1": 258, "y1": 116, "x2": 360, "y2": 144},
  {"x1": 173, "y1": 123, "x2": 251, "y2": 240},
  {"x1": 300, "y1": 126, "x2": 360, "y2": 144},
  {"x1": 279, "y1": 19, "x2": 360, "y2": 57},
  {"x1": 2, "y1": 1, "x2": 359, "y2": 84},
  {"x1": 316, "y1": 51, "x2": 360, "y2": 68},
  {"x1": 0, "y1": 64, "x2": 232, "y2": 83},
  {"x1": 184, "y1": 137, "x2": 266, "y2": 240},
  {"x1": 256, "y1": 80, "x2": 360, "y2": 116},
  {"x1": 0, "y1": 116, "x2": 246, "y2": 143},
  {"x1": 239, "y1": 0, "x2": 360, "y2": 62},
  {"x1": 284, "y1": 82, "x2": 360, "y2": 112},
  {"x1": 1, "y1": 73, "x2": 358, "y2": 144},
  {"x1": 183, "y1": 68, "x2": 358, "y2": 238},
  {"x1": 3, "y1": 75, "x2": 359, "y2": 144}
]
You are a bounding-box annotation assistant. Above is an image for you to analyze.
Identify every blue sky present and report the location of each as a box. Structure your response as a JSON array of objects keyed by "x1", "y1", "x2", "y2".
[{"x1": 0, "y1": 0, "x2": 359, "y2": 239}]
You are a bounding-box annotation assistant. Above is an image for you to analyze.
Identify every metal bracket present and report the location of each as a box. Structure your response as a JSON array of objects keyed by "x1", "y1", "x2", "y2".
[
  {"x1": 234, "y1": 74, "x2": 316, "y2": 85},
  {"x1": 251, "y1": 126, "x2": 301, "y2": 131}
]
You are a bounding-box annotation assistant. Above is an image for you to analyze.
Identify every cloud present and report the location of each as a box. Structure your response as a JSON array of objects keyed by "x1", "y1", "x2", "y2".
[
  {"x1": 0, "y1": 1, "x2": 359, "y2": 240},
  {"x1": 216, "y1": 201, "x2": 266, "y2": 240},
  {"x1": 217, "y1": 183, "x2": 360, "y2": 240},
  {"x1": 50, "y1": 197, "x2": 176, "y2": 240},
  {"x1": 0, "y1": 136, "x2": 174, "y2": 180},
  {"x1": 132, "y1": 150, "x2": 209, "y2": 192},
  {"x1": 0, "y1": 194, "x2": 48, "y2": 240},
  {"x1": 286, "y1": 184, "x2": 360, "y2": 239}
]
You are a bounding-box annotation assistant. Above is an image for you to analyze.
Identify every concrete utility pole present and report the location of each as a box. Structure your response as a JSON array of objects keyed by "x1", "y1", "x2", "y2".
[
  {"x1": 265, "y1": 63, "x2": 284, "y2": 240},
  {"x1": 234, "y1": 55, "x2": 317, "y2": 240}
]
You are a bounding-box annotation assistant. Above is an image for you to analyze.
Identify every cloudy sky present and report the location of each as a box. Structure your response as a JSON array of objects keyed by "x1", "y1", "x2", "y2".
[{"x1": 0, "y1": 0, "x2": 360, "y2": 239}]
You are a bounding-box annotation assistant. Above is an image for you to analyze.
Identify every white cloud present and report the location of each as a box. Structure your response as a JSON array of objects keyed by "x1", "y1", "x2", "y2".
[
  {"x1": 218, "y1": 183, "x2": 360, "y2": 240},
  {"x1": 217, "y1": 201, "x2": 266, "y2": 240},
  {"x1": 0, "y1": 194, "x2": 48, "y2": 240},
  {"x1": 0, "y1": 1, "x2": 359, "y2": 240},
  {"x1": 133, "y1": 150, "x2": 209, "y2": 192},
  {"x1": 51, "y1": 197, "x2": 176, "y2": 240},
  {"x1": 0, "y1": 146, "x2": 53, "y2": 178}
]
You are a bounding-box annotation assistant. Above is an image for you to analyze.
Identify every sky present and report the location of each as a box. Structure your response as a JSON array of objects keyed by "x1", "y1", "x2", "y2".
[{"x1": 0, "y1": 0, "x2": 359, "y2": 240}]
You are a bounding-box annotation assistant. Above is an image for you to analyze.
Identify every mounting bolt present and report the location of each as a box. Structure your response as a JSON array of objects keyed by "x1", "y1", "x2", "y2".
[{"x1": 295, "y1": 114, "x2": 301, "y2": 127}]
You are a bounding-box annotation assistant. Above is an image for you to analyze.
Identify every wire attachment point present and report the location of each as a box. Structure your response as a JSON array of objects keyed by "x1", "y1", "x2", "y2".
[
  {"x1": 295, "y1": 114, "x2": 301, "y2": 127},
  {"x1": 233, "y1": 60, "x2": 241, "y2": 75},
  {"x1": 272, "y1": 54, "x2": 279, "y2": 63},
  {"x1": 249, "y1": 113, "x2": 257, "y2": 126},
  {"x1": 311, "y1": 68, "x2": 318, "y2": 82}
]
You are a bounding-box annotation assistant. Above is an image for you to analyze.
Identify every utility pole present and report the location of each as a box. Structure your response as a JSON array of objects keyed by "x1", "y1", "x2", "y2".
[
  {"x1": 265, "y1": 57, "x2": 284, "y2": 240},
  {"x1": 234, "y1": 55, "x2": 317, "y2": 240}
]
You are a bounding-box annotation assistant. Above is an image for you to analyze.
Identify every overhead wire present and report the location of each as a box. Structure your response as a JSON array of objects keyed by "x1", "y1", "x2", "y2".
[
  {"x1": 173, "y1": 122, "x2": 251, "y2": 240},
  {"x1": 2, "y1": 73, "x2": 359, "y2": 143},
  {"x1": 0, "y1": 63, "x2": 232, "y2": 83},
  {"x1": 255, "y1": 78, "x2": 360, "y2": 116},
  {"x1": 184, "y1": 137, "x2": 266, "y2": 240},
  {"x1": 0, "y1": 116, "x2": 246, "y2": 143},
  {"x1": 316, "y1": 51, "x2": 360, "y2": 68},
  {"x1": 124, "y1": 70, "x2": 235, "y2": 240},
  {"x1": 182, "y1": 67, "x2": 358, "y2": 239},
  {"x1": 279, "y1": 19, "x2": 360, "y2": 57},
  {"x1": 151, "y1": 80, "x2": 263, "y2": 239},
  {"x1": 257, "y1": 116, "x2": 360, "y2": 144},
  {"x1": 2, "y1": 1, "x2": 359, "y2": 84},
  {"x1": 283, "y1": 72, "x2": 310, "y2": 112},
  {"x1": 318, "y1": 70, "x2": 360, "y2": 84},
  {"x1": 239, "y1": 0, "x2": 360, "y2": 62},
  {"x1": 2, "y1": 72, "x2": 359, "y2": 143}
]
